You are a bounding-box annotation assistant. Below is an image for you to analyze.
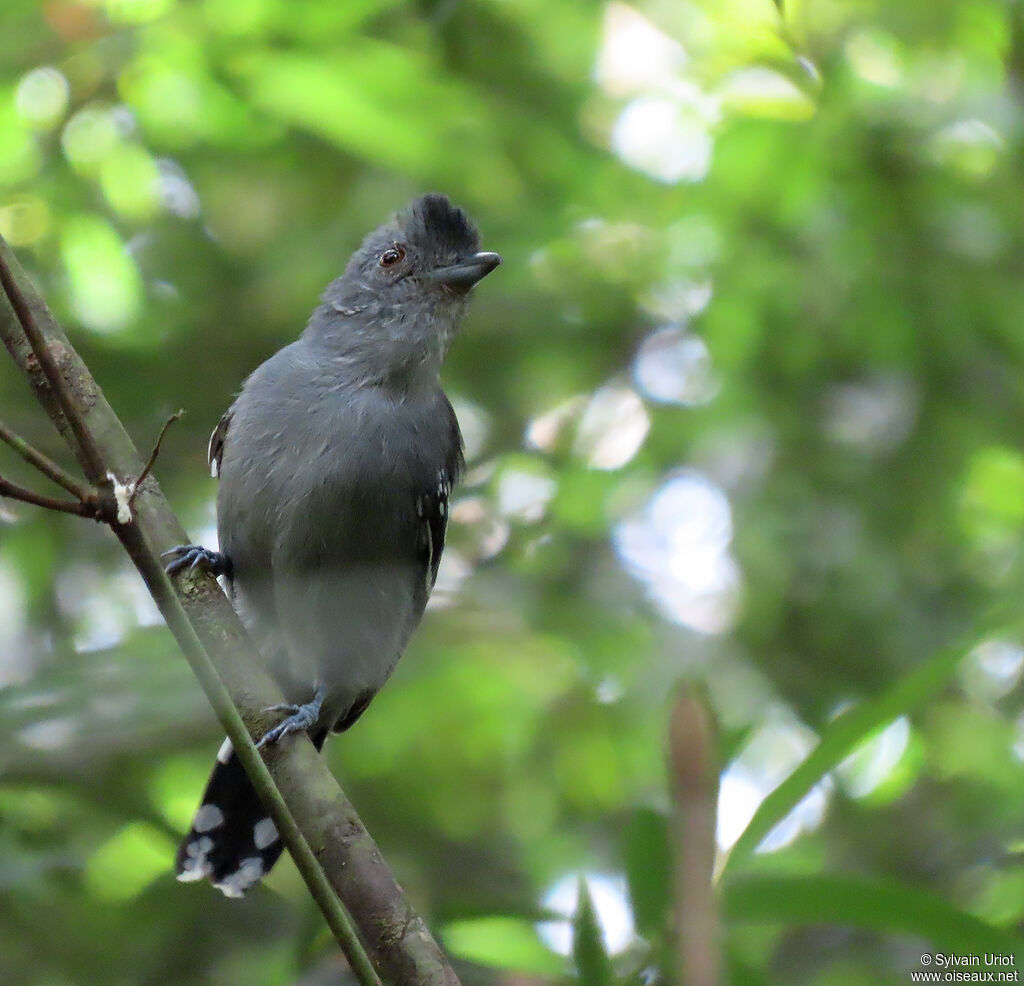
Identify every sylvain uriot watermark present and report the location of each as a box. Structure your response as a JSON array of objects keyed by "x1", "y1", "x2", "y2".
[
  {"x1": 910, "y1": 953, "x2": 1021, "y2": 984},
  {"x1": 922, "y1": 955, "x2": 1017, "y2": 968}
]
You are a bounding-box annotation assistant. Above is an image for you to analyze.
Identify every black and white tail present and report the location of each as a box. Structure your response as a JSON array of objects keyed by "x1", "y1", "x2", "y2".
[{"x1": 176, "y1": 738, "x2": 285, "y2": 898}]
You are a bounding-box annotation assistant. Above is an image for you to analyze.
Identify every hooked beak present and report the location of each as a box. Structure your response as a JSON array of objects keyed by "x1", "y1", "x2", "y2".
[{"x1": 426, "y1": 251, "x2": 502, "y2": 290}]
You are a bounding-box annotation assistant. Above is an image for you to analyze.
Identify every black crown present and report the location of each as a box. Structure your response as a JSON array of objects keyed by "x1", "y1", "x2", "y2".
[{"x1": 405, "y1": 194, "x2": 480, "y2": 254}]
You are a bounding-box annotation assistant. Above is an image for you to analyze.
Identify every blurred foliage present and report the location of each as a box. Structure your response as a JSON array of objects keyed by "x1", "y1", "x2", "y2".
[{"x1": 1, "y1": 0, "x2": 1024, "y2": 983}]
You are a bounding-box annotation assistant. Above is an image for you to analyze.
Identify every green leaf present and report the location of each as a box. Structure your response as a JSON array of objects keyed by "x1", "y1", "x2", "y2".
[
  {"x1": 442, "y1": 916, "x2": 563, "y2": 976},
  {"x1": 723, "y1": 613, "x2": 1023, "y2": 869},
  {"x1": 84, "y1": 822, "x2": 176, "y2": 902},
  {"x1": 724, "y1": 875, "x2": 1024, "y2": 956},
  {"x1": 573, "y1": 877, "x2": 613, "y2": 986},
  {"x1": 622, "y1": 808, "x2": 671, "y2": 936}
]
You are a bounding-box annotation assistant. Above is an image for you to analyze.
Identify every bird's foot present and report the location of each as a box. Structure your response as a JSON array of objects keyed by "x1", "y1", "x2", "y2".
[
  {"x1": 162, "y1": 544, "x2": 231, "y2": 578},
  {"x1": 258, "y1": 686, "x2": 326, "y2": 748}
]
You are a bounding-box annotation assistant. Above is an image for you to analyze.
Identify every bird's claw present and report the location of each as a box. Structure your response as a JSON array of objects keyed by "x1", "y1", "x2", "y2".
[
  {"x1": 257, "y1": 687, "x2": 325, "y2": 748},
  {"x1": 162, "y1": 544, "x2": 230, "y2": 578}
]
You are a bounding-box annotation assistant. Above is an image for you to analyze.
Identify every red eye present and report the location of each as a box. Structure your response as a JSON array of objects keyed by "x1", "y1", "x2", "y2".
[{"x1": 379, "y1": 245, "x2": 406, "y2": 267}]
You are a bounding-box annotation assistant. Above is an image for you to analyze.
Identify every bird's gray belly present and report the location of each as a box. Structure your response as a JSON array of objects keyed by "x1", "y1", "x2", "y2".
[
  {"x1": 233, "y1": 558, "x2": 417, "y2": 729},
  {"x1": 227, "y1": 465, "x2": 422, "y2": 731},
  {"x1": 287, "y1": 559, "x2": 413, "y2": 692}
]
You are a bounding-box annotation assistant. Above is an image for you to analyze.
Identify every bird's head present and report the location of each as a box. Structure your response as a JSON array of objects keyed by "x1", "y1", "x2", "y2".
[
  {"x1": 309, "y1": 194, "x2": 501, "y2": 385},
  {"x1": 352, "y1": 194, "x2": 501, "y2": 296}
]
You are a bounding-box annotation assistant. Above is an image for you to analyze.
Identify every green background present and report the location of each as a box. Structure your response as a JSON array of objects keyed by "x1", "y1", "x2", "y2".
[{"x1": 1, "y1": 0, "x2": 1023, "y2": 982}]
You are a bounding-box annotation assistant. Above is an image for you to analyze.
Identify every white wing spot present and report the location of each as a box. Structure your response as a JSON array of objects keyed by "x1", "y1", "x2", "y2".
[
  {"x1": 253, "y1": 817, "x2": 279, "y2": 850},
  {"x1": 217, "y1": 737, "x2": 233, "y2": 764},
  {"x1": 193, "y1": 803, "x2": 225, "y2": 833},
  {"x1": 187, "y1": 835, "x2": 213, "y2": 857}
]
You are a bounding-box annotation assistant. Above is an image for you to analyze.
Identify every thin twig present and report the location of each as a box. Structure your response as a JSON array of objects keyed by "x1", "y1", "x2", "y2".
[
  {"x1": 129, "y1": 409, "x2": 183, "y2": 509},
  {"x1": 0, "y1": 252, "x2": 108, "y2": 485},
  {"x1": 0, "y1": 474, "x2": 100, "y2": 517},
  {"x1": 0, "y1": 419, "x2": 92, "y2": 500}
]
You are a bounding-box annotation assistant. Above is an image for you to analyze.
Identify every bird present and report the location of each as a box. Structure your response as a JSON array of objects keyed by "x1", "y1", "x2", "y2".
[{"x1": 163, "y1": 194, "x2": 500, "y2": 897}]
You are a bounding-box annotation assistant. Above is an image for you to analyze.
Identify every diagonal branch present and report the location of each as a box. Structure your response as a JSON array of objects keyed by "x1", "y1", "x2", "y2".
[
  {"x1": 0, "y1": 473, "x2": 100, "y2": 517},
  {"x1": 0, "y1": 253, "x2": 107, "y2": 484},
  {"x1": 0, "y1": 253, "x2": 377, "y2": 986},
  {"x1": 119, "y1": 499, "x2": 382, "y2": 986},
  {"x1": 0, "y1": 419, "x2": 93, "y2": 499},
  {"x1": 0, "y1": 236, "x2": 462, "y2": 986}
]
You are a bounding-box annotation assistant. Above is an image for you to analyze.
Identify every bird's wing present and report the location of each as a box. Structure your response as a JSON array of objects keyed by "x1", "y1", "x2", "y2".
[
  {"x1": 415, "y1": 397, "x2": 464, "y2": 605},
  {"x1": 208, "y1": 409, "x2": 233, "y2": 479},
  {"x1": 416, "y1": 467, "x2": 452, "y2": 600}
]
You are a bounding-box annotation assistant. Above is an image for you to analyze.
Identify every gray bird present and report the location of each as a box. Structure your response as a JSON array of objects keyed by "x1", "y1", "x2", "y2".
[{"x1": 164, "y1": 194, "x2": 500, "y2": 896}]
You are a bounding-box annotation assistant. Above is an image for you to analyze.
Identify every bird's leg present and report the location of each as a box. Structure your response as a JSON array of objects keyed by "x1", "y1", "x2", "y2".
[
  {"x1": 258, "y1": 684, "x2": 326, "y2": 748},
  {"x1": 162, "y1": 544, "x2": 232, "y2": 578}
]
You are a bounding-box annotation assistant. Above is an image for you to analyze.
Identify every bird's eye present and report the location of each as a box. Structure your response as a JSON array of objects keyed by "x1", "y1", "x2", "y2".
[{"x1": 379, "y1": 245, "x2": 406, "y2": 268}]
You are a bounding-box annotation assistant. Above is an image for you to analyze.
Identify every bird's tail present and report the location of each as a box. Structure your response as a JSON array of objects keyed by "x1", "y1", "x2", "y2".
[{"x1": 176, "y1": 733, "x2": 324, "y2": 897}]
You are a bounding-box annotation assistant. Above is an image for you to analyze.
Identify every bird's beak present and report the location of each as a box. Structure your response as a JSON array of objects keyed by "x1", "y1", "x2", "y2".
[{"x1": 426, "y1": 251, "x2": 502, "y2": 290}]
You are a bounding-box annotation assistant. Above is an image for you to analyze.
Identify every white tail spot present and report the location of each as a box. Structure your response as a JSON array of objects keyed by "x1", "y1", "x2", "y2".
[
  {"x1": 214, "y1": 857, "x2": 264, "y2": 898},
  {"x1": 253, "y1": 817, "x2": 279, "y2": 850},
  {"x1": 177, "y1": 835, "x2": 214, "y2": 882},
  {"x1": 193, "y1": 803, "x2": 225, "y2": 833}
]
